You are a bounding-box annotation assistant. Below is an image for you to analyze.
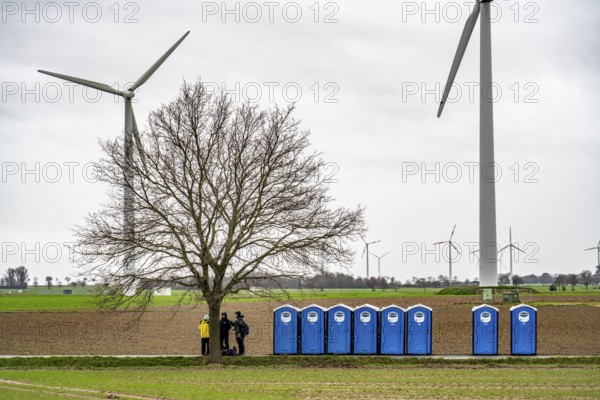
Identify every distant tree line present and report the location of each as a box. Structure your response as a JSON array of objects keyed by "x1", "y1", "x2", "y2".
[
  {"x1": 2, "y1": 266, "x2": 599, "y2": 291},
  {"x1": 251, "y1": 268, "x2": 600, "y2": 291},
  {"x1": 0, "y1": 266, "x2": 28, "y2": 289},
  {"x1": 0, "y1": 267, "x2": 94, "y2": 290}
]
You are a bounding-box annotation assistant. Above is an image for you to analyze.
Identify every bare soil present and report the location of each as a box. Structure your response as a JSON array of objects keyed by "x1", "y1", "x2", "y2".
[{"x1": 1, "y1": 295, "x2": 598, "y2": 356}]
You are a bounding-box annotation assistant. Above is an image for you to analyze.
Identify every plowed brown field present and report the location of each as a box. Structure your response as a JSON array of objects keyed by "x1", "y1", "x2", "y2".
[{"x1": 1, "y1": 295, "x2": 598, "y2": 356}]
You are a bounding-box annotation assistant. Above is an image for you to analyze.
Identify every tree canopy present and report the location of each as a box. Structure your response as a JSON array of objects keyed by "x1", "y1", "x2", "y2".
[{"x1": 75, "y1": 80, "x2": 365, "y2": 362}]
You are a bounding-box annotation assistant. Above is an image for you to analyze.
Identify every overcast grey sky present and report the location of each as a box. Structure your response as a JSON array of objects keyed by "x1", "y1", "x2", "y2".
[{"x1": 1, "y1": 0, "x2": 599, "y2": 283}]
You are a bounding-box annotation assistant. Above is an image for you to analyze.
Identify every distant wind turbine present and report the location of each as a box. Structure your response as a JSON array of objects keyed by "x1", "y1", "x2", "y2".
[
  {"x1": 38, "y1": 31, "x2": 190, "y2": 289},
  {"x1": 370, "y1": 251, "x2": 391, "y2": 279},
  {"x1": 498, "y1": 227, "x2": 524, "y2": 279},
  {"x1": 434, "y1": 225, "x2": 460, "y2": 286},
  {"x1": 438, "y1": 0, "x2": 499, "y2": 286},
  {"x1": 360, "y1": 235, "x2": 380, "y2": 278},
  {"x1": 584, "y1": 240, "x2": 600, "y2": 268}
]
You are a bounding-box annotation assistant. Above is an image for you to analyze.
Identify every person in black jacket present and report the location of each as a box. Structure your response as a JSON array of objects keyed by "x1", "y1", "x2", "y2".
[
  {"x1": 233, "y1": 311, "x2": 246, "y2": 355},
  {"x1": 219, "y1": 312, "x2": 232, "y2": 352}
]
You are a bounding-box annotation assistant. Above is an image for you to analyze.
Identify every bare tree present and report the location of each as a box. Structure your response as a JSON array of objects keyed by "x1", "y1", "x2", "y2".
[
  {"x1": 3, "y1": 268, "x2": 17, "y2": 288},
  {"x1": 14, "y1": 266, "x2": 28, "y2": 288},
  {"x1": 579, "y1": 270, "x2": 593, "y2": 290},
  {"x1": 554, "y1": 274, "x2": 567, "y2": 291},
  {"x1": 75, "y1": 81, "x2": 365, "y2": 363},
  {"x1": 567, "y1": 274, "x2": 578, "y2": 291},
  {"x1": 45, "y1": 276, "x2": 53, "y2": 289},
  {"x1": 366, "y1": 277, "x2": 378, "y2": 292},
  {"x1": 511, "y1": 275, "x2": 524, "y2": 286},
  {"x1": 498, "y1": 273, "x2": 511, "y2": 285}
]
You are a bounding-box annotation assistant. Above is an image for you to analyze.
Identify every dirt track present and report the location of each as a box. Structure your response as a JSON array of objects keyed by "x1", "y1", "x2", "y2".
[{"x1": 1, "y1": 295, "x2": 599, "y2": 356}]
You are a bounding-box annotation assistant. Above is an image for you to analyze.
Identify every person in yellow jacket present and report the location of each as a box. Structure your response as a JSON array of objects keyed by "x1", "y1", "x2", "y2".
[{"x1": 199, "y1": 314, "x2": 210, "y2": 356}]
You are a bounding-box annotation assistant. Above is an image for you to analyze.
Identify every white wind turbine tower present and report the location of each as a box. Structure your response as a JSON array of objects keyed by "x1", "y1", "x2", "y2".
[
  {"x1": 499, "y1": 227, "x2": 524, "y2": 280},
  {"x1": 438, "y1": 0, "x2": 499, "y2": 286},
  {"x1": 473, "y1": 246, "x2": 508, "y2": 283},
  {"x1": 434, "y1": 225, "x2": 460, "y2": 286},
  {"x1": 360, "y1": 235, "x2": 380, "y2": 279},
  {"x1": 38, "y1": 31, "x2": 190, "y2": 288},
  {"x1": 370, "y1": 251, "x2": 391, "y2": 280},
  {"x1": 584, "y1": 240, "x2": 600, "y2": 268}
]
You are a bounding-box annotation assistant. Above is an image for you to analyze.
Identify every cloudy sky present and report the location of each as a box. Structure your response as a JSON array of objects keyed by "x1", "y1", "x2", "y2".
[{"x1": 1, "y1": 0, "x2": 599, "y2": 283}]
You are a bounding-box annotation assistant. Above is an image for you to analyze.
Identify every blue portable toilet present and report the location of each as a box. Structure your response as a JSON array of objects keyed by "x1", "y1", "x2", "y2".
[
  {"x1": 273, "y1": 305, "x2": 300, "y2": 355},
  {"x1": 510, "y1": 304, "x2": 537, "y2": 355},
  {"x1": 380, "y1": 305, "x2": 406, "y2": 355},
  {"x1": 353, "y1": 304, "x2": 379, "y2": 354},
  {"x1": 472, "y1": 304, "x2": 499, "y2": 355},
  {"x1": 301, "y1": 304, "x2": 326, "y2": 354},
  {"x1": 406, "y1": 304, "x2": 432, "y2": 355},
  {"x1": 327, "y1": 304, "x2": 353, "y2": 354}
]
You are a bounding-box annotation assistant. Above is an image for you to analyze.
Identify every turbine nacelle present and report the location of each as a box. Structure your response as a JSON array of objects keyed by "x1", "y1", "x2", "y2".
[{"x1": 123, "y1": 90, "x2": 135, "y2": 100}]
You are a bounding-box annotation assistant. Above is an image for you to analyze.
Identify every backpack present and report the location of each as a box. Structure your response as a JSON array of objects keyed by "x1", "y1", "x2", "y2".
[{"x1": 238, "y1": 319, "x2": 249, "y2": 337}]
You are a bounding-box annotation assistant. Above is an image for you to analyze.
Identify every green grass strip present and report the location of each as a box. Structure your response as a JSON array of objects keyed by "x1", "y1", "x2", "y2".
[{"x1": 1, "y1": 355, "x2": 599, "y2": 370}]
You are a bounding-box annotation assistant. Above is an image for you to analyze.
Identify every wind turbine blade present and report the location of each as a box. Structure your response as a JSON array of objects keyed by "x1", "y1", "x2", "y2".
[
  {"x1": 499, "y1": 245, "x2": 509, "y2": 253},
  {"x1": 513, "y1": 245, "x2": 525, "y2": 253},
  {"x1": 584, "y1": 247, "x2": 598, "y2": 251},
  {"x1": 382, "y1": 251, "x2": 391, "y2": 258},
  {"x1": 369, "y1": 251, "x2": 379, "y2": 258},
  {"x1": 437, "y1": 2, "x2": 481, "y2": 118},
  {"x1": 433, "y1": 241, "x2": 446, "y2": 246},
  {"x1": 361, "y1": 246, "x2": 367, "y2": 258},
  {"x1": 130, "y1": 31, "x2": 190, "y2": 91},
  {"x1": 359, "y1": 235, "x2": 367, "y2": 245},
  {"x1": 131, "y1": 110, "x2": 147, "y2": 168},
  {"x1": 38, "y1": 70, "x2": 125, "y2": 97},
  {"x1": 451, "y1": 242, "x2": 461, "y2": 254},
  {"x1": 449, "y1": 224, "x2": 456, "y2": 241}
]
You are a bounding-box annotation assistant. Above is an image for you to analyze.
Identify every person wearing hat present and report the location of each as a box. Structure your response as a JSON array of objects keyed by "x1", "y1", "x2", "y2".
[
  {"x1": 219, "y1": 312, "x2": 233, "y2": 353},
  {"x1": 233, "y1": 311, "x2": 247, "y2": 355},
  {"x1": 199, "y1": 314, "x2": 210, "y2": 356}
]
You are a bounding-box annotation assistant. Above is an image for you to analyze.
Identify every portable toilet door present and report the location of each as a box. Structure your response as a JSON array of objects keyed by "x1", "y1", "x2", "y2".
[
  {"x1": 406, "y1": 304, "x2": 432, "y2": 355},
  {"x1": 273, "y1": 305, "x2": 300, "y2": 355},
  {"x1": 472, "y1": 304, "x2": 499, "y2": 355},
  {"x1": 353, "y1": 304, "x2": 379, "y2": 354},
  {"x1": 326, "y1": 304, "x2": 353, "y2": 354},
  {"x1": 380, "y1": 305, "x2": 406, "y2": 355},
  {"x1": 301, "y1": 305, "x2": 326, "y2": 354},
  {"x1": 510, "y1": 304, "x2": 537, "y2": 355}
]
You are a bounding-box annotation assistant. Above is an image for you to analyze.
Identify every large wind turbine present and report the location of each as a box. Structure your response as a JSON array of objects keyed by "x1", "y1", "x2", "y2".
[
  {"x1": 360, "y1": 235, "x2": 380, "y2": 278},
  {"x1": 434, "y1": 225, "x2": 460, "y2": 286},
  {"x1": 438, "y1": 0, "x2": 499, "y2": 286},
  {"x1": 499, "y1": 227, "x2": 524, "y2": 279},
  {"x1": 584, "y1": 240, "x2": 600, "y2": 268},
  {"x1": 38, "y1": 31, "x2": 190, "y2": 285}
]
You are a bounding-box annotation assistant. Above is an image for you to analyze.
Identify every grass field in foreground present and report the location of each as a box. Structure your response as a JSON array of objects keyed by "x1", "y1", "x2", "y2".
[
  {"x1": 0, "y1": 364, "x2": 598, "y2": 399},
  {"x1": 1, "y1": 286, "x2": 598, "y2": 312}
]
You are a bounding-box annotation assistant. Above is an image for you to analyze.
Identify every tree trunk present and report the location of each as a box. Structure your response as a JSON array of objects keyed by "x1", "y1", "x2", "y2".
[{"x1": 208, "y1": 297, "x2": 223, "y2": 364}]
